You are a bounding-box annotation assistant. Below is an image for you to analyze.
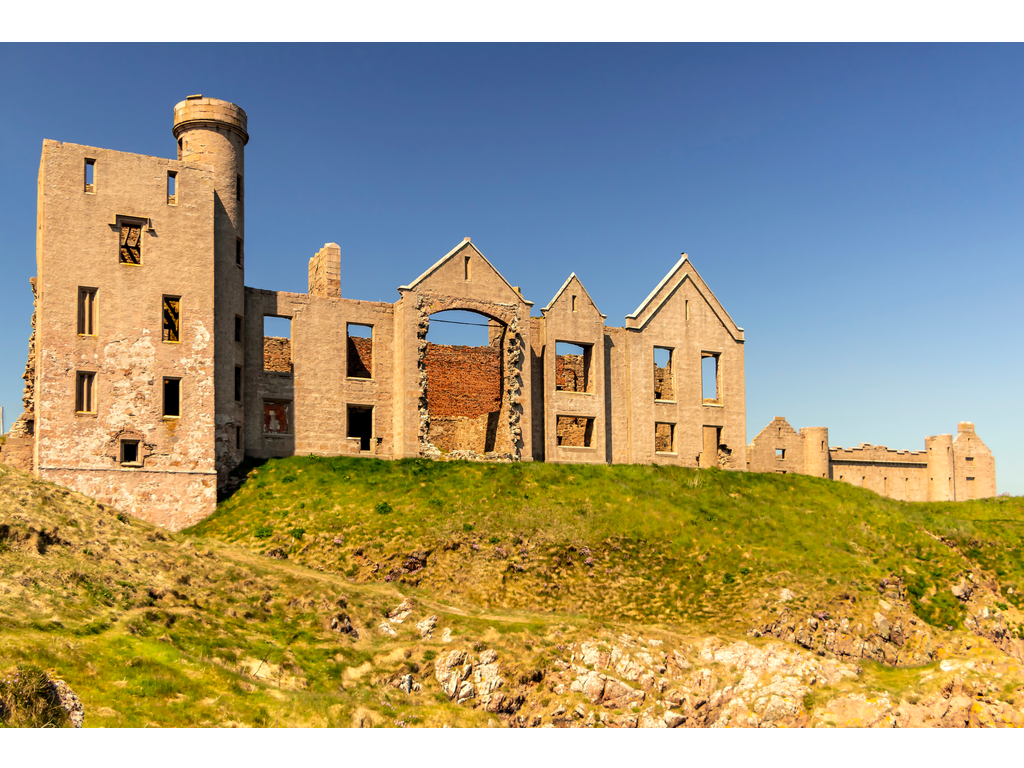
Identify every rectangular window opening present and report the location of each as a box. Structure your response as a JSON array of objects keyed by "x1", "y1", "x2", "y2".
[
  {"x1": 571, "y1": 295, "x2": 577, "y2": 312},
  {"x1": 78, "y1": 287, "x2": 97, "y2": 335},
  {"x1": 555, "y1": 341, "x2": 594, "y2": 393},
  {"x1": 464, "y1": 255, "x2": 471, "y2": 280},
  {"x1": 120, "y1": 439, "x2": 140, "y2": 466},
  {"x1": 701, "y1": 352, "x2": 720, "y2": 403},
  {"x1": 236, "y1": 174, "x2": 243, "y2": 201},
  {"x1": 347, "y1": 405, "x2": 374, "y2": 451},
  {"x1": 236, "y1": 239, "x2": 243, "y2": 268},
  {"x1": 162, "y1": 296, "x2": 181, "y2": 342},
  {"x1": 653, "y1": 347, "x2": 674, "y2": 401},
  {"x1": 965, "y1": 456, "x2": 974, "y2": 463},
  {"x1": 234, "y1": 366, "x2": 242, "y2": 402},
  {"x1": 775, "y1": 448, "x2": 785, "y2": 459},
  {"x1": 263, "y1": 316, "x2": 292, "y2": 374},
  {"x1": 555, "y1": 415, "x2": 595, "y2": 448},
  {"x1": 347, "y1": 323, "x2": 373, "y2": 379},
  {"x1": 655, "y1": 422, "x2": 675, "y2": 454},
  {"x1": 264, "y1": 400, "x2": 291, "y2": 435},
  {"x1": 167, "y1": 171, "x2": 177, "y2": 205},
  {"x1": 84, "y1": 159, "x2": 95, "y2": 193},
  {"x1": 163, "y1": 377, "x2": 181, "y2": 418},
  {"x1": 75, "y1": 371, "x2": 96, "y2": 413},
  {"x1": 118, "y1": 220, "x2": 143, "y2": 265},
  {"x1": 234, "y1": 315, "x2": 243, "y2": 344},
  {"x1": 235, "y1": 425, "x2": 242, "y2": 450},
  {"x1": 685, "y1": 300, "x2": 690, "y2": 322}
]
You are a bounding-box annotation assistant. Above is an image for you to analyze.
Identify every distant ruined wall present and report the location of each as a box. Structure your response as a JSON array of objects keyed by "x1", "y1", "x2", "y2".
[
  {"x1": 423, "y1": 342, "x2": 503, "y2": 454},
  {"x1": 1, "y1": 278, "x2": 38, "y2": 472},
  {"x1": 347, "y1": 337, "x2": 372, "y2": 378}
]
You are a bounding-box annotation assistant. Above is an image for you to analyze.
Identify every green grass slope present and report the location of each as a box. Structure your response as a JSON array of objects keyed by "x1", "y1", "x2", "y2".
[{"x1": 194, "y1": 456, "x2": 1024, "y2": 639}]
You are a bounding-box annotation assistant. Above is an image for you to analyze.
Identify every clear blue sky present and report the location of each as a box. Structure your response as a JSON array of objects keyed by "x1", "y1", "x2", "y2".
[{"x1": 1, "y1": 44, "x2": 1020, "y2": 493}]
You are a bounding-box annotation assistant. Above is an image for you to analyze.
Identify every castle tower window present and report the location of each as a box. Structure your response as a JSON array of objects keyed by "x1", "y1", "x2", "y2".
[
  {"x1": 162, "y1": 296, "x2": 181, "y2": 342},
  {"x1": 75, "y1": 371, "x2": 96, "y2": 413},
  {"x1": 464, "y1": 255, "x2": 471, "y2": 280},
  {"x1": 653, "y1": 347, "x2": 674, "y2": 401},
  {"x1": 236, "y1": 239, "x2": 243, "y2": 267},
  {"x1": 655, "y1": 422, "x2": 675, "y2": 454},
  {"x1": 234, "y1": 366, "x2": 242, "y2": 402},
  {"x1": 264, "y1": 400, "x2": 291, "y2": 435},
  {"x1": 347, "y1": 405, "x2": 373, "y2": 452},
  {"x1": 347, "y1": 323, "x2": 373, "y2": 379},
  {"x1": 556, "y1": 342, "x2": 593, "y2": 393},
  {"x1": 571, "y1": 295, "x2": 577, "y2": 312},
  {"x1": 235, "y1": 315, "x2": 243, "y2": 344},
  {"x1": 235, "y1": 425, "x2": 242, "y2": 450},
  {"x1": 775, "y1": 448, "x2": 785, "y2": 459},
  {"x1": 119, "y1": 221, "x2": 142, "y2": 265},
  {"x1": 167, "y1": 171, "x2": 177, "y2": 205},
  {"x1": 84, "y1": 158, "x2": 95, "y2": 193},
  {"x1": 163, "y1": 377, "x2": 181, "y2": 418},
  {"x1": 237, "y1": 174, "x2": 243, "y2": 201},
  {"x1": 78, "y1": 287, "x2": 97, "y2": 336},
  {"x1": 685, "y1": 300, "x2": 690, "y2": 321},
  {"x1": 701, "y1": 352, "x2": 721, "y2": 404},
  {"x1": 120, "y1": 439, "x2": 141, "y2": 466}
]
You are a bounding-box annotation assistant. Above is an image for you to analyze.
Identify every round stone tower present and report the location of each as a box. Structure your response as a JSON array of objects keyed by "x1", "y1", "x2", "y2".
[
  {"x1": 172, "y1": 95, "x2": 248, "y2": 476},
  {"x1": 800, "y1": 426, "x2": 831, "y2": 479},
  {"x1": 925, "y1": 433, "x2": 954, "y2": 502}
]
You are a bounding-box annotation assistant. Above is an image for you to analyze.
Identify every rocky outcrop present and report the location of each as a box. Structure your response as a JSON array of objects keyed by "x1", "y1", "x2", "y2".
[{"x1": 434, "y1": 649, "x2": 524, "y2": 714}]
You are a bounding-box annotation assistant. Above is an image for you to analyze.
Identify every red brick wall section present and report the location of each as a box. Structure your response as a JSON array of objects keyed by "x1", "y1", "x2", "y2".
[
  {"x1": 347, "y1": 336, "x2": 372, "y2": 378},
  {"x1": 263, "y1": 336, "x2": 292, "y2": 373},
  {"x1": 655, "y1": 423, "x2": 673, "y2": 453},
  {"x1": 556, "y1": 415, "x2": 592, "y2": 447},
  {"x1": 424, "y1": 343, "x2": 501, "y2": 418}
]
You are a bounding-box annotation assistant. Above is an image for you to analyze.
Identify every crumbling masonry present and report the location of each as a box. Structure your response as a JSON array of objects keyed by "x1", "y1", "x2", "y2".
[{"x1": 0, "y1": 96, "x2": 994, "y2": 528}]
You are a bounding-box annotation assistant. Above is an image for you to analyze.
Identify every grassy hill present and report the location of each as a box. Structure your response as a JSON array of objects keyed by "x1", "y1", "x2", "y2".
[{"x1": 3, "y1": 457, "x2": 1024, "y2": 727}]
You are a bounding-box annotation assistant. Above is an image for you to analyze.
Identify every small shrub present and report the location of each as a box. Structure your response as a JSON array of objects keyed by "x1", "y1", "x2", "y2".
[
  {"x1": 116, "y1": 512, "x2": 130, "y2": 524},
  {"x1": 375, "y1": 502, "x2": 394, "y2": 515},
  {"x1": 723, "y1": 572, "x2": 736, "y2": 584},
  {"x1": 463, "y1": 523, "x2": 474, "y2": 532},
  {"x1": 422, "y1": 650, "x2": 437, "y2": 662},
  {"x1": 289, "y1": 528, "x2": 305, "y2": 539},
  {"x1": 0, "y1": 665, "x2": 70, "y2": 728},
  {"x1": 254, "y1": 526, "x2": 273, "y2": 540},
  {"x1": 281, "y1": 474, "x2": 297, "y2": 484},
  {"x1": 488, "y1": 536, "x2": 501, "y2": 544}
]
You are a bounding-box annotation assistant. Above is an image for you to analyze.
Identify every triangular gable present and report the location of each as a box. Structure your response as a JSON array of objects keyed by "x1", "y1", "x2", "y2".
[
  {"x1": 625, "y1": 254, "x2": 744, "y2": 341},
  {"x1": 398, "y1": 239, "x2": 534, "y2": 306},
  {"x1": 540, "y1": 272, "x2": 607, "y2": 319},
  {"x1": 748, "y1": 417, "x2": 798, "y2": 449}
]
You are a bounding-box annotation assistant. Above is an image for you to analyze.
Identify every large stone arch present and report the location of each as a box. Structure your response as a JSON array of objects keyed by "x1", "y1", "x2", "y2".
[{"x1": 413, "y1": 293, "x2": 526, "y2": 460}]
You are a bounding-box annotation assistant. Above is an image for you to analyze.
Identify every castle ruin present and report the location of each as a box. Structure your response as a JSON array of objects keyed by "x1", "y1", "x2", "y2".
[{"x1": 0, "y1": 96, "x2": 751, "y2": 529}]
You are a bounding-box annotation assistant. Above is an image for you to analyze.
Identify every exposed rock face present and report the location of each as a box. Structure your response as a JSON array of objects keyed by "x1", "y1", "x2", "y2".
[
  {"x1": 50, "y1": 678, "x2": 83, "y2": 728},
  {"x1": 434, "y1": 649, "x2": 524, "y2": 714}
]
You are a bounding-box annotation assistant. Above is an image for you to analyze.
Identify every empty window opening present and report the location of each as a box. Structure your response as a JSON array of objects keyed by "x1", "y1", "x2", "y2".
[
  {"x1": 653, "y1": 347, "x2": 674, "y2": 401},
  {"x1": 347, "y1": 323, "x2": 373, "y2": 378},
  {"x1": 348, "y1": 405, "x2": 373, "y2": 451},
  {"x1": 234, "y1": 366, "x2": 242, "y2": 402},
  {"x1": 775, "y1": 448, "x2": 785, "y2": 459},
  {"x1": 424, "y1": 310, "x2": 506, "y2": 455},
  {"x1": 120, "y1": 439, "x2": 140, "y2": 466},
  {"x1": 571, "y1": 295, "x2": 577, "y2": 312},
  {"x1": 655, "y1": 422, "x2": 675, "y2": 454},
  {"x1": 234, "y1": 315, "x2": 243, "y2": 343},
  {"x1": 235, "y1": 425, "x2": 242, "y2": 450},
  {"x1": 167, "y1": 171, "x2": 177, "y2": 205},
  {"x1": 236, "y1": 239, "x2": 243, "y2": 267},
  {"x1": 556, "y1": 415, "x2": 594, "y2": 448},
  {"x1": 162, "y1": 296, "x2": 181, "y2": 342},
  {"x1": 702, "y1": 425, "x2": 722, "y2": 468},
  {"x1": 556, "y1": 341, "x2": 594, "y2": 393},
  {"x1": 119, "y1": 221, "x2": 142, "y2": 265},
  {"x1": 685, "y1": 300, "x2": 690, "y2": 322},
  {"x1": 464, "y1": 255, "x2": 471, "y2": 280},
  {"x1": 822, "y1": 440, "x2": 826, "y2": 451},
  {"x1": 236, "y1": 174, "x2": 243, "y2": 201},
  {"x1": 78, "y1": 287, "x2": 97, "y2": 335},
  {"x1": 965, "y1": 456, "x2": 974, "y2": 463},
  {"x1": 163, "y1": 377, "x2": 181, "y2": 418},
  {"x1": 777, "y1": 470, "x2": 787, "y2": 474},
  {"x1": 177, "y1": 138, "x2": 183, "y2": 157},
  {"x1": 264, "y1": 400, "x2": 291, "y2": 435},
  {"x1": 75, "y1": 371, "x2": 96, "y2": 413},
  {"x1": 84, "y1": 159, "x2": 95, "y2": 193},
  {"x1": 263, "y1": 316, "x2": 292, "y2": 374},
  {"x1": 701, "y1": 352, "x2": 720, "y2": 403}
]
